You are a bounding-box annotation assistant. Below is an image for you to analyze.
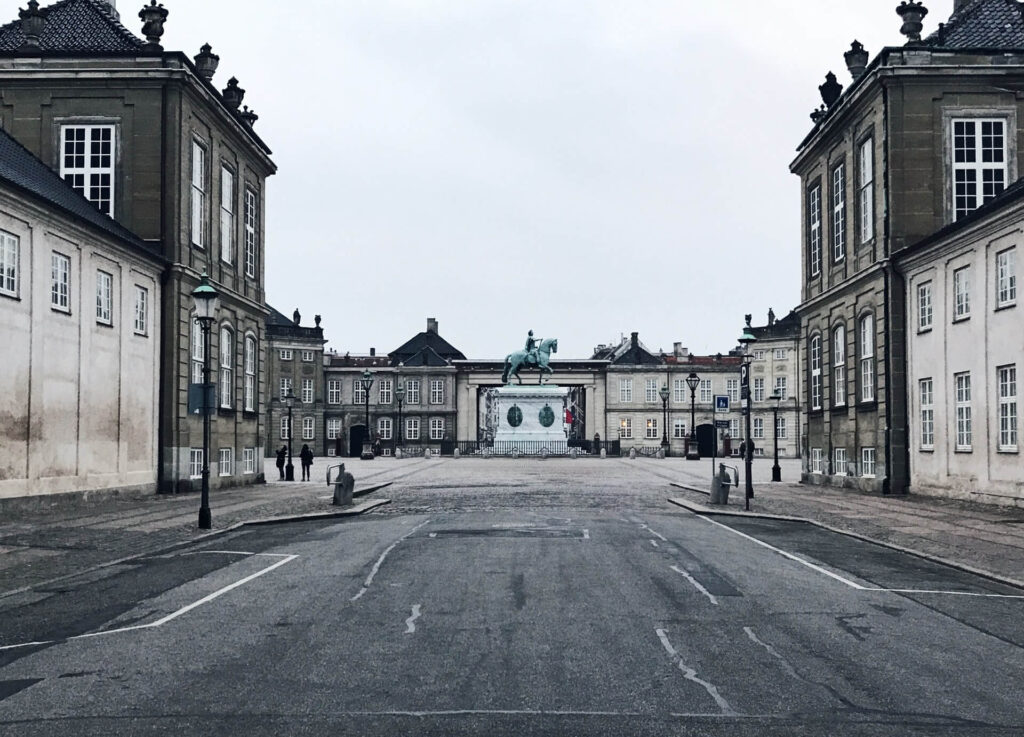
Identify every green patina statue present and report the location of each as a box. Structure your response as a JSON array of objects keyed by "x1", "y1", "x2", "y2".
[{"x1": 502, "y1": 331, "x2": 558, "y2": 385}]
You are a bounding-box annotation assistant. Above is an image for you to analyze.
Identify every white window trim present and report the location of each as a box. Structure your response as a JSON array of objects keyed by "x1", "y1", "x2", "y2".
[
  {"x1": 997, "y1": 365, "x2": 1017, "y2": 452},
  {"x1": 218, "y1": 447, "x2": 233, "y2": 477},
  {"x1": 133, "y1": 285, "x2": 148, "y2": 336},
  {"x1": 996, "y1": 248, "x2": 1017, "y2": 308},
  {"x1": 920, "y1": 378, "x2": 935, "y2": 450},
  {"x1": 808, "y1": 183, "x2": 822, "y2": 277},
  {"x1": 951, "y1": 117, "x2": 1008, "y2": 220},
  {"x1": 243, "y1": 447, "x2": 255, "y2": 475},
  {"x1": 832, "y1": 162, "x2": 846, "y2": 262},
  {"x1": 859, "y1": 314, "x2": 875, "y2": 403},
  {"x1": 189, "y1": 448, "x2": 204, "y2": 479},
  {"x1": 429, "y1": 417, "x2": 445, "y2": 440},
  {"x1": 858, "y1": 137, "x2": 874, "y2": 243},
  {"x1": 302, "y1": 416, "x2": 315, "y2": 440},
  {"x1": 61, "y1": 124, "x2": 116, "y2": 217},
  {"x1": 810, "y1": 335, "x2": 822, "y2": 410},
  {"x1": 0, "y1": 230, "x2": 18, "y2": 298},
  {"x1": 918, "y1": 281, "x2": 933, "y2": 331},
  {"x1": 244, "y1": 188, "x2": 258, "y2": 278},
  {"x1": 833, "y1": 324, "x2": 846, "y2": 407},
  {"x1": 953, "y1": 266, "x2": 971, "y2": 321},
  {"x1": 220, "y1": 165, "x2": 235, "y2": 265},
  {"x1": 955, "y1": 372, "x2": 972, "y2": 451},
  {"x1": 191, "y1": 139, "x2": 207, "y2": 248},
  {"x1": 51, "y1": 252, "x2": 71, "y2": 313},
  {"x1": 96, "y1": 270, "x2": 113, "y2": 325}
]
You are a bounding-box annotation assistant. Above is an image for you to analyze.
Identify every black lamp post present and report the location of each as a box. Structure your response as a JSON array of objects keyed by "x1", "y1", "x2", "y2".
[
  {"x1": 686, "y1": 372, "x2": 700, "y2": 460},
  {"x1": 283, "y1": 391, "x2": 295, "y2": 481},
  {"x1": 395, "y1": 381, "x2": 405, "y2": 448},
  {"x1": 659, "y1": 384, "x2": 670, "y2": 453},
  {"x1": 360, "y1": 369, "x2": 374, "y2": 448},
  {"x1": 770, "y1": 390, "x2": 782, "y2": 482},
  {"x1": 191, "y1": 273, "x2": 219, "y2": 530},
  {"x1": 738, "y1": 329, "x2": 758, "y2": 510}
]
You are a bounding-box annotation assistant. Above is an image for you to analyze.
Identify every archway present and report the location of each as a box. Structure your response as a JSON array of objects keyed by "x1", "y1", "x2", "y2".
[
  {"x1": 696, "y1": 424, "x2": 716, "y2": 458},
  {"x1": 348, "y1": 425, "x2": 368, "y2": 458}
]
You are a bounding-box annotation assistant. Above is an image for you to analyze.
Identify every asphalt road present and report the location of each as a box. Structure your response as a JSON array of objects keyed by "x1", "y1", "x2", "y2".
[{"x1": 0, "y1": 461, "x2": 1022, "y2": 736}]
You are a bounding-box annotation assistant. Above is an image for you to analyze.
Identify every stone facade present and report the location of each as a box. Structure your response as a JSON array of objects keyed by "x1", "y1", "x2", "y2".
[{"x1": 264, "y1": 307, "x2": 325, "y2": 460}]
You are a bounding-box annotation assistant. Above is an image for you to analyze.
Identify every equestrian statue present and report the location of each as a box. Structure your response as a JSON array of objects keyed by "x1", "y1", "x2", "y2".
[{"x1": 502, "y1": 330, "x2": 558, "y2": 385}]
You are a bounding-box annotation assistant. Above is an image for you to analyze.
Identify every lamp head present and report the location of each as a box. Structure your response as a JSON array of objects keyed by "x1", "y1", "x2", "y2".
[
  {"x1": 360, "y1": 369, "x2": 374, "y2": 390},
  {"x1": 191, "y1": 272, "x2": 220, "y2": 323},
  {"x1": 686, "y1": 372, "x2": 700, "y2": 392},
  {"x1": 659, "y1": 384, "x2": 670, "y2": 402},
  {"x1": 395, "y1": 381, "x2": 406, "y2": 401}
]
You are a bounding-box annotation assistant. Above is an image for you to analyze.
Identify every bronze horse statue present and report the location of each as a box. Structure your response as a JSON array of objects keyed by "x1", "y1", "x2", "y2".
[{"x1": 502, "y1": 337, "x2": 558, "y2": 385}]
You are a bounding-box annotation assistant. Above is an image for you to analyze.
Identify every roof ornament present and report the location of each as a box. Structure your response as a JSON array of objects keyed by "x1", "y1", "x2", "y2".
[
  {"x1": 239, "y1": 106, "x2": 259, "y2": 127},
  {"x1": 896, "y1": 1, "x2": 929, "y2": 44},
  {"x1": 222, "y1": 77, "x2": 245, "y2": 110},
  {"x1": 194, "y1": 43, "x2": 220, "y2": 82},
  {"x1": 139, "y1": 1, "x2": 168, "y2": 50},
  {"x1": 844, "y1": 40, "x2": 868, "y2": 80},
  {"x1": 818, "y1": 71, "x2": 843, "y2": 108},
  {"x1": 19, "y1": 1, "x2": 46, "y2": 52},
  {"x1": 810, "y1": 105, "x2": 827, "y2": 124}
]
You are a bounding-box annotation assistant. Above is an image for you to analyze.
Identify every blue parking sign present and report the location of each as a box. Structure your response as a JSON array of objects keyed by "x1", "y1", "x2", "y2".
[{"x1": 714, "y1": 395, "x2": 729, "y2": 413}]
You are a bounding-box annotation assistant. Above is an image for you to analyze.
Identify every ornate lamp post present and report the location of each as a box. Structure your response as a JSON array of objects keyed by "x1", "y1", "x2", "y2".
[
  {"x1": 283, "y1": 391, "x2": 295, "y2": 481},
  {"x1": 360, "y1": 369, "x2": 374, "y2": 448},
  {"x1": 686, "y1": 372, "x2": 700, "y2": 460},
  {"x1": 190, "y1": 273, "x2": 219, "y2": 530},
  {"x1": 659, "y1": 384, "x2": 670, "y2": 453},
  {"x1": 770, "y1": 390, "x2": 783, "y2": 482},
  {"x1": 738, "y1": 329, "x2": 758, "y2": 510},
  {"x1": 395, "y1": 381, "x2": 405, "y2": 448}
]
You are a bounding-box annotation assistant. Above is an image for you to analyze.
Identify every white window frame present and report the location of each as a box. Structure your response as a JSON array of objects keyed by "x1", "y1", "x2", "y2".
[
  {"x1": 774, "y1": 376, "x2": 788, "y2": 402},
  {"x1": 753, "y1": 377, "x2": 765, "y2": 402},
  {"x1": 191, "y1": 139, "x2": 206, "y2": 248},
  {"x1": 953, "y1": 266, "x2": 971, "y2": 320},
  {"x1": 219, "y1": 326, "x2": 233, "y2": 409},
  {"x1": 920, "y1": 378, "x2": 935, "y2": 450},
  {"x1": 832, "y1": 162, "x2": 846, "y2": 262},
  {"x1": 619, "y1": 417, "x2": 633, "y2": 439},
  {"x1": 191, "y1": 318, "x2": 204, "y2": 385},
  {"x1": 279, "y1": 377, "x2": 292, "y2": 401},
  {"x1": 811, "y1": 448, "x2": 823, "y2": 474},
  {"x1": 189, "y1": 448, "x2": 203, "y2": 479},
  {"x1": 220, "y1": 166, "x2": 234, "y2": 265},
  {"x1": 774, "y1": 349, "x2": 787, "y2": 360},
  {"x1": 858, "y1": 137, "x2": 874, "y2": 243},
  {"x1": 96, "y1": 270, "x2": 113, "y2": 324},
  {"x1": 808, "y1": 183, "x2": 822, "y2": 277},
  {"x1": 619, "y1": 379, "x2": 633, "y2": 403},
  {"x1": 327, "y1": 379, "x2": 342, "y2": 404},
  {"x1": 955, "y1": 372, "x2": 972, "y2": 451},
  {"x1": 51, "y1": 252, "x2": 70, "y2": 312},
  {"x1": 753, "y1": 350, "x2": 766, "y2": 361},
  {"x1": 810, "y1": 334, "x2": 822, "y2": 410},
  {"x1": 918, "y1": 281, "x2": 933, "y2": 331},
  {"x1": 302, "y1": 350, "x2": 314, "y2": 362},
  {"x1": 244, "y1": 188, "x2": 258, "y2": 278},
  {"x1": 997, "y1": 248, "x2": 1016, "y2": 308},
  {"x1": 406, "y1": 380, "x2": 420, "y2": 405},
  {"x1": 860, "y1": 314, "x2": 875, "y2": 403},
  {"x1": 378, "y1": 417, "x2": 393, "y2": 440},
  {"x1": 672, "y1": 420, "x2": 687, "y2": 439},
  {"x1": 833, "y1": 324, "x2": 846, "y2": 407},
  {"x1": 219, "y1": 447, "x2": 233, "y2": 477},
  {"x1": 243, "y1": 448, "x2": 255, "y2": 475},
  {"x1": 861, "y1": 447, "x2": 876, "y2": 477},
  {"x1": 834, "y1": 448, "x2": 847, "y2": 475},
  {"x1": 379, "y1": 379, "x2": 393, "y2": 404},
  {"x1": 998, "y1": 365, "x2": 1017, "y2": 451},
  {"x1": 726, "y1": 379, "x2": 739, "y2": 403},
  {"x1": 133, "y1": 285, "x2": 148, "y2": 336},
  {"x1": 406, "y1": 417, "x2": 420, "y2": 440},
  {"x1": 302, "y1": 378, "x2": 314, "y2": 404},
  {"x1": 353, "y1": 381, "x2": 366, "y2": 405},
  {"x1": 327, "y1": 418, "x2": 342, "y2": 440},
  {"x1": 302, "y1": 416, "x2": 315, "y2": 440},
  {"x1": 244, "y1": 335, "x2": 256, "y2": 412},
  {"x1": 61, "y1": 124, "x2": 115, "y2": 216},
  {"x1": 776, "y1": 416, "x2": 787, "y2": 439},
  {"x1": 699, "y1": 379, "x2": 713, "y2": 403},
  {"x1": 672, "y1": 378, "x2": 686, "y2": 403},
  {"x1": 952, "y1": 118, "x2": 1006, "y2": 220},
  {"x1": 0, "y1": 230, "x2": 18, "y2": 298},
  {"x1": 729, "y1": 418, "x2": 741, "y2": 440},
  {"x1": 753, "y1": 417, "x2": 764, "y2": 439},
  {"x1": 280, "y1": 415, "x2": 291, "y2": 440},
  {"x1": 429, "y1": 417, "x2": 445, "y2": 440},
  {"x1": 430, "y1": 379, "x2": 445, "y2": 405},
  {"x1": 645, "y1": 418, "x2": 658, "y2": 439},
  {"x1": 280, "y1": 349, "x2": 293, "y2": 361},
  {"x1": 645, "y1": 379, "x2": 659, "y2": 403}
]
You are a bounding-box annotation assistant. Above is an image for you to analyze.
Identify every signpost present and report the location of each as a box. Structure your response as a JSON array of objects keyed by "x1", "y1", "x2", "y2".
[{"x1": 714, "y1": 395, "x2": 729, "y2": 413}]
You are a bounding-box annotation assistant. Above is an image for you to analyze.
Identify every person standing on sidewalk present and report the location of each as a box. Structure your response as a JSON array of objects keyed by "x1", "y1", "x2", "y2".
[
  {"x1": 299, "y1": 444, "x2": 314, "y2": 481},
  {"x1": 275, "y1": 446, "x2": 287, "y2": 480}
]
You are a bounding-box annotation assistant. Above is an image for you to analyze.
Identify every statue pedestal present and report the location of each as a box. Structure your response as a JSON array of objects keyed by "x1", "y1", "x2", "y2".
[{"x1": 493, "y1": 385, "x2": 568, "y2": 454}]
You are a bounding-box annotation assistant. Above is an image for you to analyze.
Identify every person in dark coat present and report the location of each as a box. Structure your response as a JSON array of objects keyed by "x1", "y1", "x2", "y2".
[
  {"x1": 275, "y1": 445, "x2": 287, "y2": 480},
  {"x1": 299, "y1": 444, "x2": 314, "y2": 481}
]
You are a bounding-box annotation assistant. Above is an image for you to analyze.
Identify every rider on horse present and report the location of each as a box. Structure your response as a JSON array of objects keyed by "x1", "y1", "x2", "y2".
[{"x1": 524, "y1": 330, "x2": 541, "y2": 366}]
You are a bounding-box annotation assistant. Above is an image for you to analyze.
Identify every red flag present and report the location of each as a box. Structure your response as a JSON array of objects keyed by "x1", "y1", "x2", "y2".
[{"x1": 565, "y1": 409, "x2": 574, "y2": 424}]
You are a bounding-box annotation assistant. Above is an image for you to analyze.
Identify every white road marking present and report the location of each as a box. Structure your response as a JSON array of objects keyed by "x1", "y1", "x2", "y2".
[
  {"x1": 863, "y1": 588, "x2": 1024, "y2": 599},
  {"x1": 582, "y1": 529, "x2": 590, "y2": 539},
  {"x1": 428, "y1": 532, "x2": 437, "y2": 538},
  {"x1": 187, "y1": 550, "x2": 293, "y2": 557},
  {"x1": 744, "y1": 627, "x2": 801, "y2": 680},
  {"x1": 697, "y1": 515, "x2": 866, "y2": 589},
  {"x1": 670, "y1": 565, "x2": 719, "y2": 605},
  {"x1": 405, "y1": 604, "x2": 422, "y2": 634},
  {"x1": 492, "y1": 523, "x2": 535, "y2": 528},
  {"x1": 656, "y1": 628, "x2": 736, "y2": 716},
  {"x1": 640, "y1": 524, "x2": 668, "y2": 542},
  {"x1": 352, "y1": 519, "x2": 431, "y2": 602},
  {"x1": 0, "y1": 553, "x2": 299, "y2": 652},
  {"x1": 650, "y1": 540, "x2": 660, "y2": 548}
]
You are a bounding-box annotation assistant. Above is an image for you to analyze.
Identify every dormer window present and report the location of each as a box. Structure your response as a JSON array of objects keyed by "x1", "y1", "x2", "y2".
[
  {"x1": 952, "y1": 118, "x2": 1006, "y2": 220},
  {"x1": 61, "y1": 125, "x2": 115, "y2": 217}
]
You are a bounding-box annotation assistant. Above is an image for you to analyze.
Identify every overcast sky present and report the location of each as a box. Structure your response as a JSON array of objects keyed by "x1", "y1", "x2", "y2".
[{"x1": 150, "y1": 0, "x2": 959, "y2": 359}]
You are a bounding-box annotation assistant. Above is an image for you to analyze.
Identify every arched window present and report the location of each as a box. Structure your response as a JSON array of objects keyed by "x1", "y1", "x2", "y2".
[
  {"x1": 219, "y1": 325, "x2": 234, "y2": 408},
  {"x1": 859, "y1": 313, "x2": 875, "y2": 402},
  {"x1": 809, "y1": 334, "x2": 822, "y2": 410},
  {"x1": 244, "y1": 334, "x2": 257, "y2": 412},
  {"x1": 832, "y1": 323, "x2": 846, "y2": 407},
  {"x1": 191, "y1": 317, "x2": 204, "y2": 385}
]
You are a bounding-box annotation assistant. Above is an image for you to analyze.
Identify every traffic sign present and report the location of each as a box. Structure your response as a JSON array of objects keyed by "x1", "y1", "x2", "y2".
[
  {"x1": 714, "y1": 395, "x2": 729, "y2": 413},
  {"x1": 714, "y1": 419, "x2": 730, "y2": 429}
]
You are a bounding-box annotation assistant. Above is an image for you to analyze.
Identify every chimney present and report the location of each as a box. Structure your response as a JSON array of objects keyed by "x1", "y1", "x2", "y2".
[
  {"x1": 370, "y1": 347, "x2": 376, "y2": 357},
  {"x1": 292, "y1": 308, "x2": 300, "y2": 325},
  {"x1": 427, "y1": 317, "x2": 438, "y2": 334},
  {"x1": 630, "y1": 332, "x2": 639, "y2": 349}
]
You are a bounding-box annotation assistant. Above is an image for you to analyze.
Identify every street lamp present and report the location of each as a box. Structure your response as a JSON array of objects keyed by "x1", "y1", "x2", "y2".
[
  {"x1": 283, "y1": 390, "x2": 295, "y2": 481},
  {"x1": 686, "y1": 372, "x2": 700, "y2": 460},
  {"x1": 191, "y1": 272, "x2": 219, "y2": 530},
  {"x1": 738, "y1": 329, "x2": 758, "y2": 510},
  {"x1": 395, "y1": 380, "x2": 405, "y2": 448},
  {"x1": 659, "y1": 384, "x2": 670, "y2": 454},
  {"x1": 770, "y1": 390, "x2": 783, "y2": 482},
  {"x1": 360, "y1": 369, "x2": 374, "y2": 451}
]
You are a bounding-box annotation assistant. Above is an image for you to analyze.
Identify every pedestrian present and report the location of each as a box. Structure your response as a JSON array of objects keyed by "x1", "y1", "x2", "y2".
[
  {"x1": 299, "y1": 444, "x2": 314, "y2": 481},
  {"x1": 372, "y1": 438, "x2": 382, "y2": 457},
  {"x1": 275, "y1": 445, "x2": 287, "y2": 480}
]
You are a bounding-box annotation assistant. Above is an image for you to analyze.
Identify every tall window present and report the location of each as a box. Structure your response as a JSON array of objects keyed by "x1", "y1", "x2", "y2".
[
  {"x1": 378, "y1": 417, "x2": 393, "y2": 440},
  {"x1": 645, "y1": 418, "x2": 658, "y2": 439},
  {"x1": 672, "y1": 378, "x2": 686, "y2": 402},
  {"x1": 774, "y1": 376, "x2": 788, "y2": 401},
  {"x1": 219, "y1": 326, "x2": 233, "y2": 408},
  {"x1": 191, "y1": 318, "x2": 204, "y2": 384},
  {"x1": 302, "y1": 350, "x2": 314, "y2": 362},
  {"x1": 997, "y1": 248, "x2": 1016, "y2": 307},
  {"x1": 189, "y1": 449, "x2": 203, "y2": 479},
  {"x1": 859, "y1": 314, "x2": 875, "y2": 402},
  {"x1": 753, "y1": 377, "x2": 765, "y2": 402},
  {"x1": 955, "y1": 371, "x2": 972, "y2": 451},
  {"x1": 219, "y1": 448, "x2": 233, "y2": 476},
  {"x1": 699, "y1": 379, "x2": 713, "y2": 403},
  {"x1": 191, "y1": 140, "x2": 206, "y2": 247},
  {"x1": 776, "y1": 416, "x2": 787, "y2": 439},
  {"x1": 302, "y1": 378, "x2": 313, "y2": 404},
  {"x1": 244, "y1": 336, "x2": 256, "y2": 411},
  {"x1": 998, "y1": 365, "x2": 1017, "y2": 451},
  {"x1": 833, "y1": 324, "x2": 846, "y2": 407},
  {"x1": 810, "y1": 335, "x2": 822, "y2": 410},
  {"x1": 61, "y1": 125, "x2": 114, "y2": 216},
  {"x1": 920, "y1": 378, "x2": 934, "y2": 449},
  {"x1": 406, "y1": 417, "x2": 420, "y2": 440},
  {"x1": 861, "y1": 447, "x2": 876, "y2": 476},
  {"x1": 808, "y1": 183, "x2": 822, "y2": 277},
  {"x1": 0, "y1": 230, "x2": 17, "y2": 297},
  {"x1": 406, "y1": 380, "x2": 420, "y2": 404},
  {"x1": 952, "y1": 118, "x2": 1006, "y2": 219},
  {"x1": 379, "y1": 379, "x2": 393, "y2": 404},
  {"x1": 327, "y1": 379, "x2": 342, "y2": 404},
  {"x1": 280, "y1": 415, "x2": 291, "y2": 440},
  {"x1": 429, "y1": 417, "x2": 445, "y2": 440},
  {"x1": 645, "y1": 379, "x2": 658, "y2": 403},
  {"x1": 279, "y1": 377, "x2": 292, "y2": 400},
  {"x1": 811, "y1": 448, "x2": 823, "y2": 474},
  {"x1": 279, "y1": 349, "x2": 292, "y2": 360},
  {"x1": 774, "y1": 348, "x2": 787, "y2": 360},
  {"x1": 96, "y1": 270, "x2": 113, "y2": 324},
  {"x1": 327, "y1": 418, "x2": 342, "y2": 440},
  {"x1": 619, "y1": 417, "x2": 632, "y2": 438},
  {"x1": 673, "y1": 420, "x2": 687, "y2": 439},
  {"x1": 729, "y1": 418, "x2": 741, "y2": 440},
  {"x1": 430, "y1": 380, "x2": 445, "y2": 404},
  {"x1": 918, "y1": 282, "x2": 933, "y2": 330},
  {"x1": 51, "y1": 252, "x2": 70, "y2": 312},
  {"x1": 953, "y1": 266, "x2": 971, "y2": 320},
  {"x1": 858, "y1": 137, "x2": 874, "y2": 243},
  {"x1": 302, "y1": 417, "x2": 314, "y2": 440},
  {"x1": 243, "y1": 448, "x2": 255, "y2": 475},
  {"x1": 353, "y1": 380, "x2": 366, "y2": 405},
  {"x1": 753, "y1": 417, "x2": 765, "y2": 439},
  {"x1": 831, "y1": 162, "x2": 846, "y2": 262},
  {"x1": 133, "y1": 286, "x2": 148, "y2": 335},
  {"x1": 619, "y1": 379, "x2": 633, "y2": 403},
  {"x1": 220, "y1": 166, "x2": 234, "y2": 264},
  {"x1": 726, "y1": 379, "x2": 739, "y2": 402},
  {"x1": 834, "y1": 448, "x2": 847, "y2": 475},
  {"x1": 244, "y1": 188, "x2": 258, "y2": 278}
]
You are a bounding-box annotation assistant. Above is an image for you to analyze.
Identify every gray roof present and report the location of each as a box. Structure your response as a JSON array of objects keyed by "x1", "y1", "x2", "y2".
[
  {"x1": 925, "y1": 0, "x2": 1024, "y2": 49},
  {"x1": 0, "y1": 126, "x2": 158, "y2": 257},
  {"x1": 0, "y1": 0, "x2": 145, "y2": 53}
]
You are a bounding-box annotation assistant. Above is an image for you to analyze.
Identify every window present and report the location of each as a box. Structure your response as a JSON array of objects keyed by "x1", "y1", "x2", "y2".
[
  {"x1": 61, "y1": 125, "x2": 114, "y2": 216},
  {"x1": 133, "y1": 286, "x2": 148, "y2": 335},
  {"x1": 302, "y1": 378, "x2": 313, "y2": 404},
  {"x1": 353, "y1": 380, "x2": 366, "y2": 405},
  {"x1": 302, "y1": 416, "x2": 314, "y2": 440},
  {"x1": 51, "y1": 252, "x2": 70, "y2": 312},
  {"x1": 95, "y1": 270, "x2": 113, "y2": 324},
  {"x1": 774, "y1": 349, "x2": 787, "y2": 360},
  {"x1": 378, "y1": 417, "x2": 393, "y2": 440},
  {"x1": 832, "y1": 324, "x2": 846, "y2": 407},
  {"x1": 753, "y1": 417, "x2": 764, "y2": 439},
  {"x1": 832, "y1": 162, "x2": 846, "y2": 262},
  {"x1": 997, "y1": 249, "x2": 1016, "y2": 307},
  {"x1": 191, "y1": 318, "x2": 204, "y2": 385},
  {"x1": 955, "y1": 372, "x2": 972, "y2": 451},
  {"x1": 244, "y1": 188, "x2": 258, "y2": 278},
  {"x1": 774, "y1": 376, "x2": 788, "y2": 401},
  {"x1": 776, "y1": 416, "x2": 787, "y2": 439},
  {"x1": 920, "y1": 378, "x2": 934, "y2": 449},
  {"x1": 673, "y1": 420, "x2": 687, "y2": 439},
  {"x1": 429, "y1": 417, "x2": 445, "y2": 440},
  {"x1": 861, "y1": 447, "x2": 876, "y2": 477},
  {"x1": 729, "y1": 418, "x2": 741, "y2": 440},
  {"x1": 998, "y1": 365, "x2": 1017, "y2": 451},
  {"x1": 834, "y1": 448, "x2": 847, "y2": 475},
  {"x1": 219, "y1": 447, "x2": 233, "y2": 476},
  {"x1": 753, "y1": 350, "x2": 766, "y2": 361},
  {"x1": 671, "y1": 378, "x2": 684, "y2": 402},
  {"x1": 753, "y1": 378, "x2": 765, "y2": 402},
  {"x1": 859, "y1": 314, "x2": 875, "y2": 402},
  {"x1": 858, "y1": 137, "x2": 874, "y2": 242},
  {"x1": 279, "y1": 377, "x2": 292, "y2": 401},
  {"x1": 327, "y1": 418, "x2": 342, "y2": 440},
  {"x1": 280, "y1": 415, "x2": 291, "y2": 440},
  {"x1": 243, "y1": 448, "x2": 255, "y2": 475},
  {"x1": 810, "y1": 335, "x2": 822, "y2": 410},
  {"x1": 327, "y1": 380, "x2": 342, "y2": 404},
  {"x1": 0, "y1": 230, "x2": 17, "y2": 297},
  {"x1": 244, "y1": 336, "x2": 256, "y2": 411},
  {"x1": 280, "y1": 349, "x2": 293, "y2": 361},
  {"x1": 699, "y1": 379, "x2": 713, "y2": 403},
  {"x1": 811, "y1": 448, "x2": 823, "y2": 474},
  {"x1": 220, "y1": 166, "x2": 234, "y2": 264},
  {"x1": 645, "y1": 379, "x2": 658, "y2": 403},
  {"x1": 953, "y1": 266, "x2": 970, "y2": 320},
  {"x1": 430, "y1": 380, "x2": 445, "y2": 405},
  {"x1": 379, "y1": 379, "x2": 393, "y2": 404},
  {"x1": 619, "y1": 379, "x2": 633, "y2": 403},
  {"x1": 406, "y1": 417, "x2": 420, "y2": 440},
  {"x1": 726, "y1": 379, "x2": 739, "y2": 403},
  {"x1": 302, "y1": 350, "x2": 314, "y2": 362},
  {"x1": 190, "y1": 140, "x2": 206, "y2": 247},
  {"x1": 189, "y1": 448, "x2": 203, "y2": 479},
  {"x1": 219, "y1": 326, "x2": 233, "y2": 408},
  {"x1": 619, "y1": 417, "x2": 633, "y2": 438},
  {"x1": 808, "y1": 183, "x2": 822, "y2": 277},
  {"x1": 952, "y1": 119, "x2": 1006, "y2": 220},
  {"x1": 406, "y1": 380, "x2": 420, "y2": 404},
  {"x1": 645, "y1": 418, "x2": 658, "y2": 439},
  {"x1": 918, "y1": 282, "x2": 933, "y2": 331}
]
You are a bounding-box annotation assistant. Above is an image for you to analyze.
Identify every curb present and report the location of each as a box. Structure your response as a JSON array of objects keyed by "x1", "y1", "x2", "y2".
[
  {"x1": 244, "y1": 498, "x2": 391, "y2": 526},
  {"x1": 666, "y1": 496, "x2": 1024, "y2": 591}
]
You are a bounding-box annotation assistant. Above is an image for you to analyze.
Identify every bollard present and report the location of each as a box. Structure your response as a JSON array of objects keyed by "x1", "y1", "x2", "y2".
[
  {"x1": 395, "y1": 447, "x2": 403, "y2": 459},
  {"x1": 629, "y1": 448, "x2": 637, "y2": 460},
  {"x1": 657, "y1": 448, "x2": 666, "y2": 459},
  {"x1": 454, "y1": 448, "x2": 460, "y2": 459},
  {"x1": 709, "y1": 463, "x2": 732, "y2": 505},
  {"x1": 600, "y1": 448, "x2": 607, "y2": 459},
  {"x1": 329, "y1": 463, "x2": 355, "y2": 506}
]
